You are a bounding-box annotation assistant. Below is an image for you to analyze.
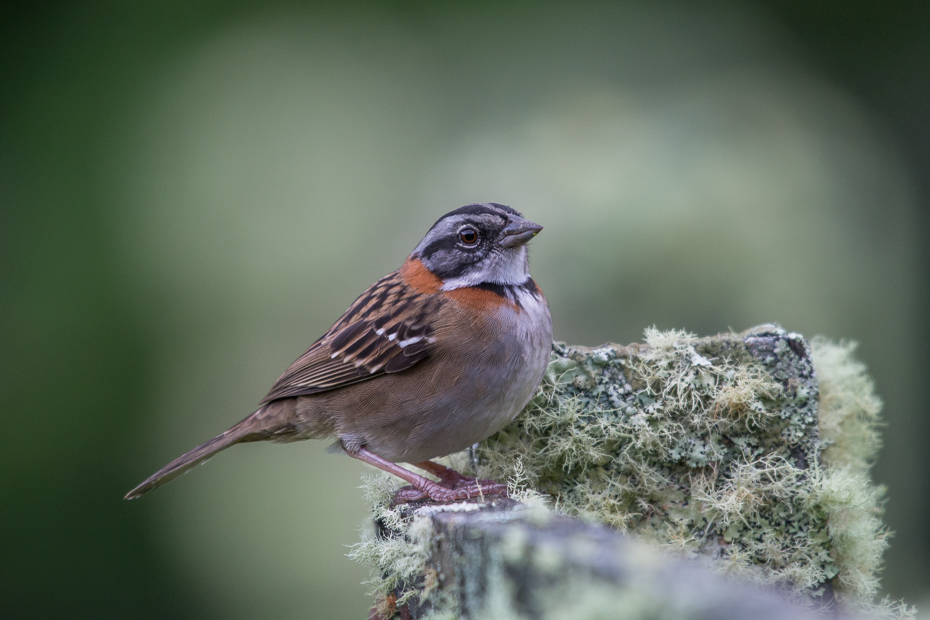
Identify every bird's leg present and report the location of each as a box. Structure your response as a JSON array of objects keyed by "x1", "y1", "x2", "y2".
[
  {"x1": 348, "y1": 448, "x2": 507, "y2": 504},
  {"x1": 350, "y1": 447, "x2": 458, "y2": 503},
  {"x1": 411, "y1": 460, "x2": 467, "y2": 486}
]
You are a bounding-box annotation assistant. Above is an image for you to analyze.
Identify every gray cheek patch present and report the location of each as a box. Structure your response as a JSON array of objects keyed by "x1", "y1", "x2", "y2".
[{"x1": 430, "y1": 246, "x2": 483, "y2": 275}]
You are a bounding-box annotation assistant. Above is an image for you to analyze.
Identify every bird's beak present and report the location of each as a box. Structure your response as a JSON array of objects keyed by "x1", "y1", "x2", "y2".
[{"x1": 498, "y1": 217, "x2": 543, "y2": 248}]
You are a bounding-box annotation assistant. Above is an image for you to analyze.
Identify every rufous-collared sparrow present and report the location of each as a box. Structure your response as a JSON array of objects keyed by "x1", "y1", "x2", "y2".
[{"x1": 126, "y1": 203, "x2": 553, "y2": 503}]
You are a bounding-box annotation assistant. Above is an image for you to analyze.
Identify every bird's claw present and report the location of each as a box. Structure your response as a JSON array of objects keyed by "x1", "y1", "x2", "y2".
[{"x1": 391, "y1": 477, "x2": 509, "y2": 505}]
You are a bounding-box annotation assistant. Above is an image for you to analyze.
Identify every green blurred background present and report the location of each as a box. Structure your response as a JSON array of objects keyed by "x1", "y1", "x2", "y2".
[{"x1": 2, "y1": 1, "x2": 929, "y2": 618}]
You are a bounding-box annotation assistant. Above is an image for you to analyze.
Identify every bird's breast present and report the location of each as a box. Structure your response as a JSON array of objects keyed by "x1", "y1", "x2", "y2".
[{"x1": 311, "y1": 280, "x2": 553, "y2": 463}]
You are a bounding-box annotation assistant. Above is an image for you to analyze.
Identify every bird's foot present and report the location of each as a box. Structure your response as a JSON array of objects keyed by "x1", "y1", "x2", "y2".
[{"x1": 391, "y1": 474, "x2": 508, "y2": 505}]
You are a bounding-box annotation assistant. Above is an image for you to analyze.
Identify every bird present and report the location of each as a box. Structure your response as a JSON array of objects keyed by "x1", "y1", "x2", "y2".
[{"x1": 125, "y1": 203, "x2": 553, "y2": 503}]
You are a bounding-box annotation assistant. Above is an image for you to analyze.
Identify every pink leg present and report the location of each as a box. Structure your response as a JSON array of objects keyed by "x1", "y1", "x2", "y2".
[{"x1": 348, "y1": 448, "x2": 507, "y2": 503}]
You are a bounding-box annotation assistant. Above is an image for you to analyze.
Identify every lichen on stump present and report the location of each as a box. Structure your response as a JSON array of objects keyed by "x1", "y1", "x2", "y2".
[{"x1": 352, "y1": 325, "x2": 903, "y2": 618}]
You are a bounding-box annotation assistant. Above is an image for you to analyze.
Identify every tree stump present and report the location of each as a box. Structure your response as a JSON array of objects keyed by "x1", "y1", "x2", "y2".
[{"x1": 351, "y1": 325, "x2": 908, "y2": 619}]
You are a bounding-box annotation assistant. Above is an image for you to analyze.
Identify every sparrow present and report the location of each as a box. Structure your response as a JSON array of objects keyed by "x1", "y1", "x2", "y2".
[{"x1": 125, "y1": 203, "x2": 553, "y2": 503}]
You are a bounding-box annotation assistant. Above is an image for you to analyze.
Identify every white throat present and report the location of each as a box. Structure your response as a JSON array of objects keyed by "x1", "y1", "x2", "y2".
[{"x1": 440, "y1": 247, "x2": 530, "y2": 291}]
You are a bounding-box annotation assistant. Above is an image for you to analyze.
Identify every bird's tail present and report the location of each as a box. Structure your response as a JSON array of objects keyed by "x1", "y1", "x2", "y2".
[{"x1": 125, "y1": 413, "x2": 265, "y2": 500}]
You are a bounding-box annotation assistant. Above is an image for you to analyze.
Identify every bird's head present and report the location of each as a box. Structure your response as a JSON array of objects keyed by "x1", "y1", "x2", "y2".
[{"x1": 411, "y1": 203, "x2": 543, "y2": 291}]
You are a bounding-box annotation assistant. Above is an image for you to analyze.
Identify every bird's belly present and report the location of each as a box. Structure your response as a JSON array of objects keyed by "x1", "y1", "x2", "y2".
[
  {"x1": 408, "y1": 361, "x2": 540, "y2": 460},
  {"x1": 362, "y1": 308, "x2": 552, "y2": 463}
]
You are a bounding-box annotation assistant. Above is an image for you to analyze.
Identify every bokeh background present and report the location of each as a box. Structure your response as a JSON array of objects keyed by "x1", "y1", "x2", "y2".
[{"x1": 2, "y1": 1, "x2": 929, "y2": 618}]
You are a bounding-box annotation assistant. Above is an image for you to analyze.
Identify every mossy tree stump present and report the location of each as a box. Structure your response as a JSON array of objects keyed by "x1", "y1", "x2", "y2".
[{"x1": 352, "y1": 326, "x2": 907, "y2": 619}]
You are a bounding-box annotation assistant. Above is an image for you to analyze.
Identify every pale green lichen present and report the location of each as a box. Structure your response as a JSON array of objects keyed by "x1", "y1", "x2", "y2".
[
  {"x1": 809, "y1": 338, "x2": 895, "y2": 612},
  {"x1": 348, "y1": 472, "x2": 436, "y2": 615},
  {"x1": 352, "y1": 325, "x2": 912, "y2": 619},
  {"x1": 812, "y1": 337, "x2": 884, "y2": 473}
]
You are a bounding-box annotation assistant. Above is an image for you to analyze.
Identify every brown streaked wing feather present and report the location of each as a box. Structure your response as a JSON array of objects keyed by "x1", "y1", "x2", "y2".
[{"x1": 260, "y1": 271, "x2": 441, "y2": 404}]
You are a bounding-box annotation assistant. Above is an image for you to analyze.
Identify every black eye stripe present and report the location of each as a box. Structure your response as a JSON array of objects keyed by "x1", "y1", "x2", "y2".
[
  {"x1": 418, "y1": 236, "x2": 463, "y2": 261},
  {"x1": 419, "y1": 220, "x2": 493, "y2": 258}
]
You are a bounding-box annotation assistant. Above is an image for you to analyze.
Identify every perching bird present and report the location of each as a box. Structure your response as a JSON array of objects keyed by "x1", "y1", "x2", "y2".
[{"x1": 125, "y1": 203, "x2": 552, "y2": 502}]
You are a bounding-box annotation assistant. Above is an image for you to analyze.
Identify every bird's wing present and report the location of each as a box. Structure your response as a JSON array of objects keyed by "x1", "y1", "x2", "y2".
[{"x1": 260, "y1": 271, "x2": 441, "y2": 404}]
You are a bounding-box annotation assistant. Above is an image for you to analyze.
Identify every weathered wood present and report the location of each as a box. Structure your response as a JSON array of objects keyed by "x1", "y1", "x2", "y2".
[{"x1": 379, "y1": 497, "x2": 851, "y2": 620}]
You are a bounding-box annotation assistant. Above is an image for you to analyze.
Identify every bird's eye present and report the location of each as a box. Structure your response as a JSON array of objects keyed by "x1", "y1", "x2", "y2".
[{"x1": 458, "y1": 227, "x2": 479, "y2": 245}]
